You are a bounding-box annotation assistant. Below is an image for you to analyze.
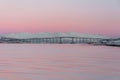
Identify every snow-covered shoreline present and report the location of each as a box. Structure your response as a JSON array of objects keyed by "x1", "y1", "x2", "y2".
[{"x1": 100, "y1": 38, "x2": 120, "y2": 47}]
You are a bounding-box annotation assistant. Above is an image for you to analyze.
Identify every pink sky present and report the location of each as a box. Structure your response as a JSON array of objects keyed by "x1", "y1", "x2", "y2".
[{"x1": 0, "y1": 0, "x2": 120, "y2": 37}]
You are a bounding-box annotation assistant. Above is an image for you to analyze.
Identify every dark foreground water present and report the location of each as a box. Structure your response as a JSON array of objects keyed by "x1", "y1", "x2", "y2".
[{"x1": 0, "y1": 44, "x2": 119, "y2": 80}]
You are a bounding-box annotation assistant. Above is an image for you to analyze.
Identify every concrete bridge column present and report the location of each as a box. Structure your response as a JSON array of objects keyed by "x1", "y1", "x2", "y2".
[
  {"x1": 42, "y1": 38, "x2": 45, "y2": 43},
  {"x1": 78, "y1": 38, "x2": 81, "y2": 43},
  {"x1": 50, "y1": 38, "x2": 53, "y2": 43},
  {"x1": 39, "y1": 39, "x2": 42, "y2": 43},
  {"x1": 56, "y1": 38, "x2": 58, "y2": 43},
  {"x1": 45, "y1": 38, "x2": 48, "y2": 43},
  {"x1": 45, "y1": 38, "x2": 47, "y2": 43},
  {"x1": 59, "y1": 37, "x2": 62, "y2": 44},
  {"x1": 71, "y1": 37, "x2": 74, "y2": 44},
  {"x1": 52, "y1": 38, "x2": 55, "y2": 43}
]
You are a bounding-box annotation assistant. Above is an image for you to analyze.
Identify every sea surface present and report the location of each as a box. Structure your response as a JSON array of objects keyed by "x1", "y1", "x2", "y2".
[{"x1": 0, "y1": 44, "x2": 119, "y2": 80}]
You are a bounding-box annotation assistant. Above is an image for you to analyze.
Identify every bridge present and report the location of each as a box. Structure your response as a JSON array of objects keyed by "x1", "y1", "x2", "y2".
[{"x1": 0, "y1": 37, "x2": 103, "y2": 44}]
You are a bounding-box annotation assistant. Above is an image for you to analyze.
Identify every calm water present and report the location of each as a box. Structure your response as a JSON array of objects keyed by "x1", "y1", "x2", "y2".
[{"x1": 0, "y1": 44, "x2": 120, "y2": 80}]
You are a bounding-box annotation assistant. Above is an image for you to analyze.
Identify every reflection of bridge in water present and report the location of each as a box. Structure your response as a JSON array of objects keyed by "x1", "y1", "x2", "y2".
[{"x1": 14, "y1": 37, "x2": 102, "y2": 44}]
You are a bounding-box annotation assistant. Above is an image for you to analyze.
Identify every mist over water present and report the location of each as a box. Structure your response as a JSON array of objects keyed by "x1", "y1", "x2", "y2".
[{"x1": 0, "y1": 44, "x2": 119, "y2": 80}]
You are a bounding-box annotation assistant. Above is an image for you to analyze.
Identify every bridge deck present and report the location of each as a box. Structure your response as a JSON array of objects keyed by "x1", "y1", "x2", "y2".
[{"x1": 0, "y1": 37, "x2": 103, "y2": 44}]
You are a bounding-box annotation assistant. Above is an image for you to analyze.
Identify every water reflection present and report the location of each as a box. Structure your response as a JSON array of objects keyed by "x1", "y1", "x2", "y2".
[{"x1": 0, "y1": 44, "x2": 119, "y2": 80}]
